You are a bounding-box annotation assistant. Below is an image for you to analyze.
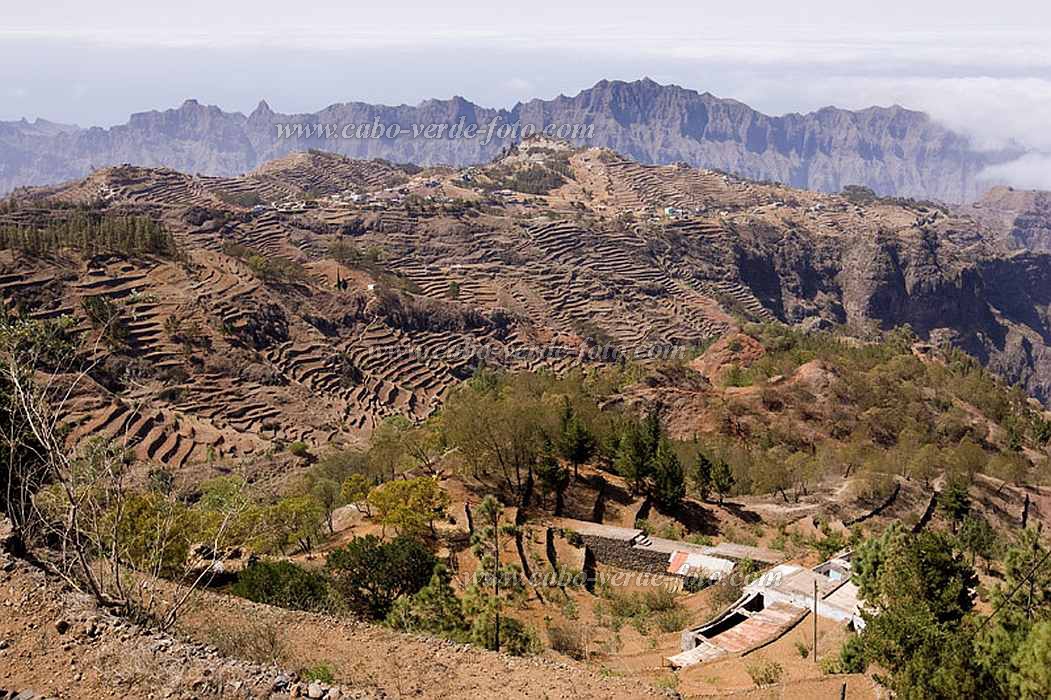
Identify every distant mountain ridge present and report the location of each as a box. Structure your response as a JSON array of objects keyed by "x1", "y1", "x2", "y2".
[{"x1": 0, "y1": 78, "x2": 1020, "y2": 200}]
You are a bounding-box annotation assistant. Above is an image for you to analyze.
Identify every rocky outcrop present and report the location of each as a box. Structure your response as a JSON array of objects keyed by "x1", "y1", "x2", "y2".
[
  {"x1": 733, "y1": 211, "x2": 1051, "y2": 402},
  {"x1": 962, "y1": 187, "x2": 1051, "y2": 252},
  {"x1": 0, "y1": 80, "x2": 1016, "y2": 200}
]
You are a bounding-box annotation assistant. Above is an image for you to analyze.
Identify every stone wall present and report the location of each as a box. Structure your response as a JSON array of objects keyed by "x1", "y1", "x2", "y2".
[{"x1": 579, "y1": 534, "x2": 670, "y2": 575}]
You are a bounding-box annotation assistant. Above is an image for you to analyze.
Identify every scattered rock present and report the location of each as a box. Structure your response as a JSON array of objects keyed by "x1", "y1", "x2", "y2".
[{"x1": 800, "y1": 315, "x2": 835, "y2": 333}]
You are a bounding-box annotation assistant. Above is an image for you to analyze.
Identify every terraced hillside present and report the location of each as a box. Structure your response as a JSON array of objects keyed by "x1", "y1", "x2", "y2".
[{"x1": 4, "y1": 138, "x2": 1051, "y2": 480}]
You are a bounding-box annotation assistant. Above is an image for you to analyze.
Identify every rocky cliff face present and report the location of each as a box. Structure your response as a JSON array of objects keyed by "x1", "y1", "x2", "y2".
[
  {"x1": 517, "y1": 79, "x2": 1010, "y2": 202},
  {"x1": 960, "y1": 187, "x2": 1051, "y2": 253},
  {"x1": 728, "y1": 204, "x2": 1051, "y2": 402},
  {"x1": 0, "y1": 79, "x2": 1015, "y2": 200}
]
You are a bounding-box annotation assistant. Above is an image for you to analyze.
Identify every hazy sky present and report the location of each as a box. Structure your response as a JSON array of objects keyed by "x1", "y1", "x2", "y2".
[{"x1": 4, "y1": 1, "x2": 1051, "y2": 184}]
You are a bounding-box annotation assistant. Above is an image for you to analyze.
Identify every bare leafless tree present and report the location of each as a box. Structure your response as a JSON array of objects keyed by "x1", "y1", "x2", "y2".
[{"x1": 2, "y1": 313, "x2": 246, "y2": 628}]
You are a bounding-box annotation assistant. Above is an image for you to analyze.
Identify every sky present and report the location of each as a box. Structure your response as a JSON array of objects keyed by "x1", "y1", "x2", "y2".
[{"x1": 3, "y1": 1, "x2": 1051, "y2": 185}]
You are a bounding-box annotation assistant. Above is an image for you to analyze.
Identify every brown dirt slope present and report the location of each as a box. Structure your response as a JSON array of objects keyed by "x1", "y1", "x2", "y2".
[
  {"x1": 0, "y1": 546, "x2": 667, "y2": 700},
  {"x1": 5, "y1": 139, "x2": 1051, "y2": 484}
]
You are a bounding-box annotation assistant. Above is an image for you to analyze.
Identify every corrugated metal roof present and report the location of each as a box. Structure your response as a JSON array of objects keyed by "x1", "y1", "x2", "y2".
[
  {"x1": 702, "y1": 601, "x2": 805, "y2": 653},
  {"x1": 667, "y1": 551, "x2": 735, "y2": 578},
  {"x1": 667, "y1": 641, "x2": 726, "y2": 668},
  {"x1": 704, "y1": 542, "x2": 783, "y2": 564}
]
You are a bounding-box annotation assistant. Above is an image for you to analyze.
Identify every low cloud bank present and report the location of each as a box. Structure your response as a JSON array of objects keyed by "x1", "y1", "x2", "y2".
[{"x1": 979, "y1": 153, "x2": 1051, "y2": 192}]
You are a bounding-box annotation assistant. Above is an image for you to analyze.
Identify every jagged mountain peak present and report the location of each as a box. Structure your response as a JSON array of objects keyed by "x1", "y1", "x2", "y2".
[
  {"x1": 251, "y1": 99, "x2": 274, "y2": 117},
  {"x1": 0, "y1": 78, "x2": 1025, "y2": 201}
]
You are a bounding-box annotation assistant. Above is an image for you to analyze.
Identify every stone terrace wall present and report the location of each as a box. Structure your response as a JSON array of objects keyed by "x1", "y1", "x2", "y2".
[{"x1": 579, "y1": 534, "x2": 670, "y2": 575}]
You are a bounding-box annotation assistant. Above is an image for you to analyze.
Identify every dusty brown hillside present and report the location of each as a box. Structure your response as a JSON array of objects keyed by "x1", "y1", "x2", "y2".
[
  {"x1": 4, "y1": 138, "x2": 1051, "y2": 485},
  {"x1": 0, "y1": 530, "x2": 667, "y2": 699}
]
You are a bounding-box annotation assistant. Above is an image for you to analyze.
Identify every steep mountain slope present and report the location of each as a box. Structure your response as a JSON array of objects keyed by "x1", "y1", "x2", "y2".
[
  {"x1": 0, "y1": 79, "x2": 1016, "y2": 201},
  {"x1": 3, "y1": 139, "x2": 1051, "y2": 481},
  {"x1": 961, "y1": 186, "x2": 1051, "y2": 252}
]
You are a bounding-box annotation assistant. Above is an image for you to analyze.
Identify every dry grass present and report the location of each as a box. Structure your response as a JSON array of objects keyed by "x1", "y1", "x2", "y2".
[{"x1": 195, "y1": 617, "x2": 289, "y2": 666}]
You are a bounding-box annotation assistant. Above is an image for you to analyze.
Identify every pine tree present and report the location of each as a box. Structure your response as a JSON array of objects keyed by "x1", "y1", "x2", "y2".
[
  {"x1": 651, "y1": 438, "x2": 685, "y2": 510},
  {"x1": 615, "y1": 422, "x2": 652, "y2": 495},
  {"x1": 691, "y1": 449, "x2": 714, "y2": 502},
  {"x1": 556, "y1": 401, "x2": 596, "y2": 479},
  {"x1": 536, "y1": 440, "x2": 570, "y2": 516},
  {"x1": 710, "y1": 458, "x2": 735, "y2": 505},
  {"x1": 466, "y1": 495, "x2": 524, "y2": 653},
  {"x1": 958, "y1": 515, "x2": 997, "y2": 571},
  {"x1": 940, "y1": 478, "x2": 972, "y2": 533},
  {"x1": 641, "y1": 405, "x2": 662, "y2": 456},
  {"x1": 854, "y1": 527, "x2": 984, "y2": 697},
  {"x1": 1010, "y1": 621, "x2": 1051, "y2": 699},
  {"x1": 385, "y1": 565, "x2": 470, "y2": 641}
]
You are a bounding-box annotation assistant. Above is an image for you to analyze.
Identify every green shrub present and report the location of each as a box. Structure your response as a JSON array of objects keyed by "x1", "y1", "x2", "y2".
[
  {"x1": 217, "y1": 190, "x2": 264, "y2": 208},
  {"x1": 816, "y1": 530, "x2": 848, "y2": 560},
  {"x1": 546, "y1": 621, "x2": 588, "y2": 659},
  {"x1": 301, "y1": 663, "x2": 336, "y2": 684},
  {"x1": 470, "y1": 612, "x2": 541, "y2": 656},
  {"x1": 653, "y1": 673, "x2": 678, "y2": 690},
  {"x1": 81, "y1": 295, "x2": 129, "y2": 348},
  {"x1": 196, "y1": 618, "x2": 287, "y2": 666},
  {"x1": 657, "y1": 521, "x2": 685, "y2": 541},
  {"x1": 326, "y1": 535, "x2": 437, "y2": 620},
  {"x1": 385, "y1": 565, "x2": 469, "y2": 642},
  {"x1": 485, "y1": 164, "x2": 566, "y2": 195},
  {"x1": 642, "y1": 587, "x2": 678, "y2": 613},
  {"x1": 597, "y1": 586, "x2": 686, "y2": 635},
  {"x1": 222, "y1": 242, "x2": 308, "y2": 282},
  {"x1": 821, "y1": 634, "x2": 866, "y2": 674},
  {"x1": 231, "y1": 560, "x2": 331, "y2": 611},
  {"x1": 722, "y1": 364, "x2": 754, "y2": 388},
  {"x1": 707, "y1": 576, "x2": 745, "y2": 614},
  {"x1": 746, "y1": 657, "x2": 784, "y2": 687},
  {"x1": 654, "y1": 607, "x2": 688, "y2": 633}
]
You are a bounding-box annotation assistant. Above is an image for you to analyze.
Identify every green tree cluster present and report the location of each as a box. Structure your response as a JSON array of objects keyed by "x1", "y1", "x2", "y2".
[
  {"x1": 850, "y1": 525, "x2": 1051, "y2": 698},
  {"x1": 366, "y1": 476, "x2": 450, "y2": 538},
  {"x1": 0, "y1": 212, "x2": 178, "y2": 258},
  {"x1": 614, "y1": 407, "x2": 686, "y2": 510},
  {"x1": 689, "y1": 448, "x2": 735, "y2": 504}
]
